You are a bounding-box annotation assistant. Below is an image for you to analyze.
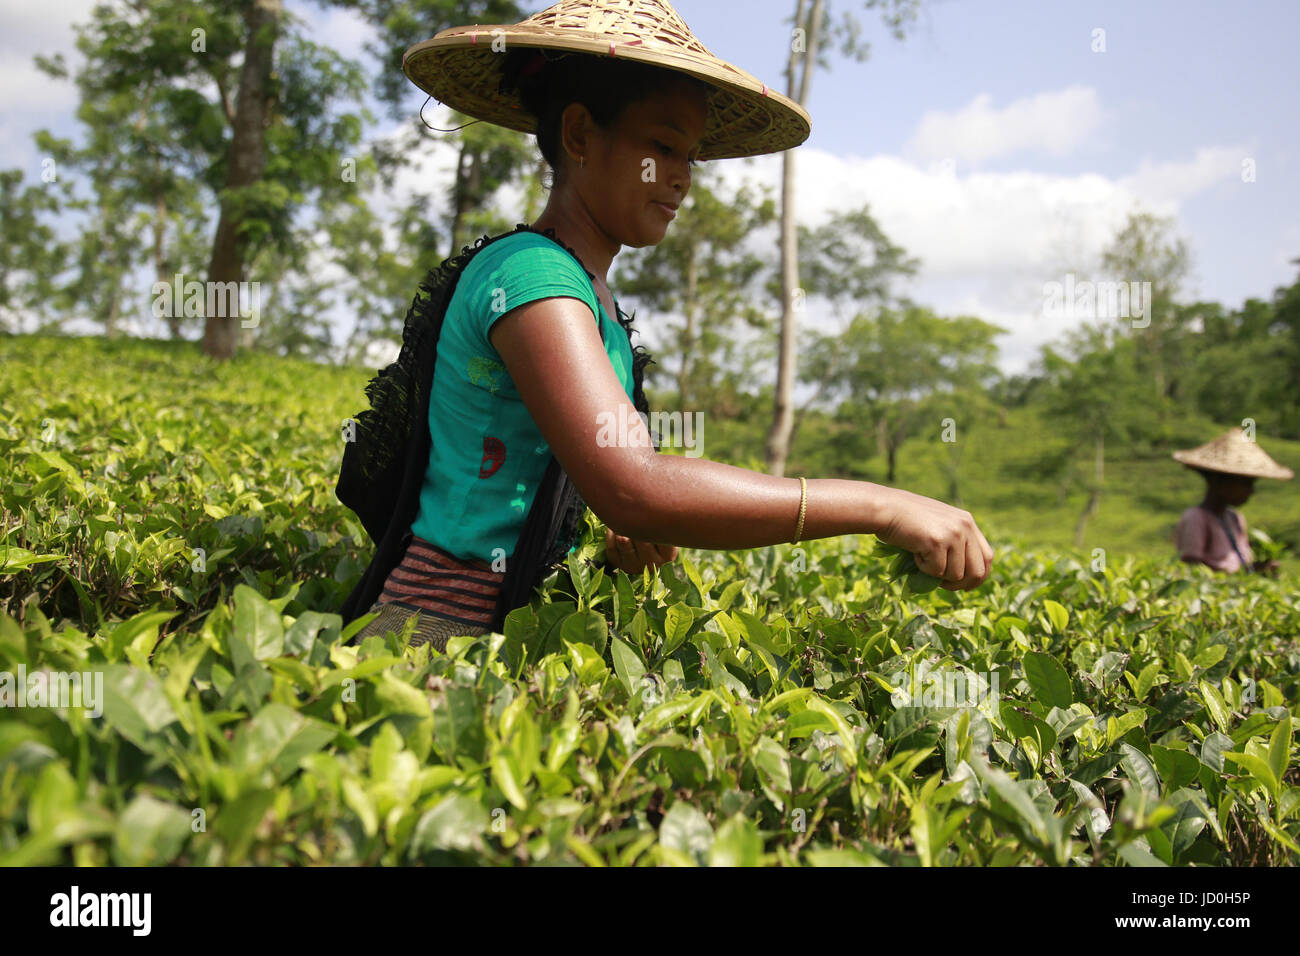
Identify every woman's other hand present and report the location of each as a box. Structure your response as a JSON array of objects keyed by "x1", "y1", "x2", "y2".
[{"x1": 605, "y1": 527, "x2": 678, "y2": 575}]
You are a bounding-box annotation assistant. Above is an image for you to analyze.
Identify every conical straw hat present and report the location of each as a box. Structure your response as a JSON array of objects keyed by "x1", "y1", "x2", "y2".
[
  {"x1": 1172, "y1": 427, "x2": 1295, "y2": 480},
  {"x1": 402, "y1": 0, "x2": 811, "y2": 161}
]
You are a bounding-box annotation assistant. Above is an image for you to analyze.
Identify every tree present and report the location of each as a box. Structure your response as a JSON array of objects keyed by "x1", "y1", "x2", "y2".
[
  {"x1": 616, "y1": 169, "x2": 776, "y2": 411},
  {"x1": 0, "y1": 170, "x2": 69, "y2": 333},
  {"x1": 1034, "y1": 325, "x2": 1151, "y2": 547},
  {"x1": 765, "y1": 0, "x2": 922, "y2": 477},
  {"x1": 341, "y1": 2, "x2": 536, "y2": 258},
  {"x1": 783, "y1": 202, "x2": 920, "y2": 450},
  {"x1": 442, "y1": 111, "x2": 537, "y2": 259},
  {"x1": 793, "y1": 205, "x2": 920, "y2": 315},
  {"x1": 344, "y1": 0, "x2": 522, "y2": 112},
  {"x1": 34, "y1": 11, "x2": 211, "y2": 340},
  {"x1": 1172, "y1": 262, "x2": 1300, "y2": 441},
  {"x1": 1097, "y1": 208, "x2": 1193, "y2": 436},
  {"x1": 32, "y1": 1, "x2": 369, "y2": 355},
  {"x1": 1177, "y1": 297, "x2": 1289, "y2": 438},
  {"x1": 204, "y1": 0, "x2": 286, "y2": 359},
  {"x1": 803, "y1": 305, "x2": 1004, "y2": 484},
  {"x1": 240, "y1": 228, "x2": 338, "y2": 361},
  {"x1": 1269, "y1": 260, "x2": 1300, "y2": 435},
  {"x1": 321, "y1": 180, "x2": 446, "y2": 364}
]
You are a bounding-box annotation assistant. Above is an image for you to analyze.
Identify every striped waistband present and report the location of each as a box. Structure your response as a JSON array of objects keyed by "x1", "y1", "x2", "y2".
[{"x1": 379, "y1": 536, "x2": 504, "y2": 628}]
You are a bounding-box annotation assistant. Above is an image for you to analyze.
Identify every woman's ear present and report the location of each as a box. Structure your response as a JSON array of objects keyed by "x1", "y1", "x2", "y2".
[{"x1": 559, "y1": 102, "x2": 594, "y2": 170}]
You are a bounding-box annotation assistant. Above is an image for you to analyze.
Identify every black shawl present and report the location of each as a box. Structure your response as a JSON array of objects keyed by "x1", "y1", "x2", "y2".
[{"x1": 335, "y1": 222, "x2": 654, "y2": 633}]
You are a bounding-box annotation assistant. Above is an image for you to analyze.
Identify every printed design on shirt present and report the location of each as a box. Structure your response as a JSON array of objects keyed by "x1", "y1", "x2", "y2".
[
  {"x1": 510, "y1": 481, "x2": 527, "y2": 514},
  {"x1": 468, "y1": 356, "x2": 507, "y2": 394},
  {"x1": 479, "y1": 437, "x2": 505, "y2": 478}
]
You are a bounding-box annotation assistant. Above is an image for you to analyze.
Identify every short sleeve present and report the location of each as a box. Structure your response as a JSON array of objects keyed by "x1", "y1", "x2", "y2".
[
  {"x1": 462, "y1": 235, "x2": 600, "y2": 352},
  {"x1": 1175, "y1": 508, "x2": 1207, "y2": 560}
]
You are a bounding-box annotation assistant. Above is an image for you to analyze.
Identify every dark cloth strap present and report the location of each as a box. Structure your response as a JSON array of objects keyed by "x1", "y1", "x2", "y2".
[
  {"x1": 491, "y1": 455, "x2": 567, "y2": 631},
  {"x1": 1214, "y1": 509, "x2": 1252, "y2": 574}
]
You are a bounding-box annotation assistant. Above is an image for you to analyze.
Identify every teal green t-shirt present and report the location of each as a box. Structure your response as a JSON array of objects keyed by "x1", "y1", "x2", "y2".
[{"x1": 410, "y1": 231, "x2": 636, "y2": 563}]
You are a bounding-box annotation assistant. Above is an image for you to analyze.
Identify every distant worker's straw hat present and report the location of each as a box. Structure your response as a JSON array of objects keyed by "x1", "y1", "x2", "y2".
[
  {"x1": 401, "y1": 0, "x2": 811, "y2": 161},
  {"x1": 1172, "y1": 427, "x2": 1295, "y2": 480}
]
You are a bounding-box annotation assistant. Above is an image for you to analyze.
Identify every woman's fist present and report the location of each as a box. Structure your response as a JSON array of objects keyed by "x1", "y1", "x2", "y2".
[{"x1": 875, "y1": 488, "x2": 993, "y2": 590}]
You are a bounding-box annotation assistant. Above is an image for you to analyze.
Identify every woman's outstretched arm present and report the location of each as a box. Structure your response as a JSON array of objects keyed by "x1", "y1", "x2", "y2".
[{"x1": 490, "y1": 295, "x2": 993, "y2": 590}]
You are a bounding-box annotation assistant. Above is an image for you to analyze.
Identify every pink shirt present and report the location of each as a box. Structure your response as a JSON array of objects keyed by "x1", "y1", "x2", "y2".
[{"x1": 1175, "y1": 506, "x2": 1253, "y2": 572}]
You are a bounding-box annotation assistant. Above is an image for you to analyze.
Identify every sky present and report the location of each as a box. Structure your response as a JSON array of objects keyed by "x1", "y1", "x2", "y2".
[{"x1": 2, "y1": 0, "x2": 1298, "y2": 374}]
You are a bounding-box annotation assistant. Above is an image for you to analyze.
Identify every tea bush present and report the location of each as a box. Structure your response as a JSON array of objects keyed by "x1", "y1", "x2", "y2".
[{"x1": 1, "y1": 335, "x2": 1296, "y2": 865}]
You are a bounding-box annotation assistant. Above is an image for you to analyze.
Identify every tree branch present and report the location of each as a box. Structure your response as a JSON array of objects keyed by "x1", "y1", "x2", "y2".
[{"x1": 210, "y1": 66, "x2": 236, "y2": 127}]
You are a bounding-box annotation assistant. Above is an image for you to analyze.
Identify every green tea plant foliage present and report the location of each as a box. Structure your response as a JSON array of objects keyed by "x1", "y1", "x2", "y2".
[{"x1": 1, "y1": 336, "x2": 1297, "y2": 865}]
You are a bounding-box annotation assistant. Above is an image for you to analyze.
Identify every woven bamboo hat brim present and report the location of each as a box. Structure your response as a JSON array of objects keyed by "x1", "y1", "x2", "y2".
[
  {"x1": 1172, "y1": 427, "x2": 1295, "y2": 480},
  {"x1": 402, "y1": 0, "x2": 811, "y2": 161}
]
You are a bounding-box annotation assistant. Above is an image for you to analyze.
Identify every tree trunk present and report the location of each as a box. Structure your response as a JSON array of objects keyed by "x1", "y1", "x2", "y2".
[
  {"x1": 1139, "y1": 325, "x2": 1167, "y2": 436},
  {"x1": 448, "y1": 145, "x2": 466, "y2": 261},
  {"x1": 203, "y1": 0, "x2": 282, "y2": 360},
  {"x1": 1073, "y1": 431, "x2": 1105, "y2": 548},
  {"x1": 105, "y1": 281, "x2": 121, "y2": 339},
  {"x1": 448, "y1": 140, "x2": 480, "y2": 260},
  {"x1": 135, "y1": 88, "x2": 179, "y2": 340},
  {"x1": 764, "y1": 0, "x2": 823, "y2": 477},
  {"x1": 946, "y1": 445, "x2": 963, "y2": 504},
  {"x1": 764, "y1": 145, "x2": 800, "y2": 476},
  {"x1": 1073, "y1": 489, "x2": 1099, "y2": 549},
  {"x1": 154, "y1": 183, "x2": 181, "y2": 339},
  {"x1": 523, "y1": 155, "x2": 548, "y2": 222},
  {"x1": 788, "y1": 373, "x2": 833, "y2": 454},
  {"x1": 678, "y1": 240, "x2": 698, "y2": 408}
]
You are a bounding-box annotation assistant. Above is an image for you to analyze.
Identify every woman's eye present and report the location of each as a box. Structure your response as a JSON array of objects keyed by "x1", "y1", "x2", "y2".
[{"x1": 656, "y1": 140, "x2": 698, "y2": 168}]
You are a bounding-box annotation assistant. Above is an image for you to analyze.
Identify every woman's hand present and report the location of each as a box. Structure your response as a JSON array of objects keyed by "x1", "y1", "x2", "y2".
[
  {"x1": 874, "y1": 487, "x2": 994, "y2": 590},
  {"x1": 604, "y1": 527, "x2": 678, "y2": 575}
]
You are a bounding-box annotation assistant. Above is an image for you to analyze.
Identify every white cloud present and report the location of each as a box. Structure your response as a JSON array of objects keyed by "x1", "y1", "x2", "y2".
[
  {"x1": 904, "y1": 85, "x2": 1106, "y2": 164},
  {"x1": 0, "y1": 57, "x2": 79, "y2": 114},
  {"x1": 0, "y1": 0, "x2": 99, "y2": 52},
  {"x1": 688, "y1": 140, "x2": 1240, "y2": 374},
  {"x1": 1117, "y1": 146, "x2": 1249, "y2": 206},
  {"x1": 302, "y1": 4, "x2": 378, "y2": 67},
  {"x1": 0, "y1": 0, "x2": 97, "y2": 151}
]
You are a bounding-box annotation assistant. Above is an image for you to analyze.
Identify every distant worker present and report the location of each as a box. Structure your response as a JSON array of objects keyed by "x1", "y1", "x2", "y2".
[{"x1": 1171, "y1": 427, "x2": 1293, "y2": 574}]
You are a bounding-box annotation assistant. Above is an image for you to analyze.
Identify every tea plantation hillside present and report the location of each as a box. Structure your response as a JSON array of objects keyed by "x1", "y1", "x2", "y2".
[
  {"x1": 701, "y1": 388, "x2": 1300, "y2": 570},
  {"x1": 1, "y1": 334, "x2": 1297, "y2": 866}
]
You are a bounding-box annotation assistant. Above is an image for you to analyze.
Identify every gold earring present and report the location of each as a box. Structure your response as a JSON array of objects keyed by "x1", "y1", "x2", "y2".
[{"x1": 579, "y1": 155, "x2": 585, "y2": 167}]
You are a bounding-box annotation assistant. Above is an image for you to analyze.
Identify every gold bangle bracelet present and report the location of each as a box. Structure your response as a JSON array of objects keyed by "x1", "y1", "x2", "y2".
[{"x1": 793, "y1": 476, "x2": 807, "y2": 543}]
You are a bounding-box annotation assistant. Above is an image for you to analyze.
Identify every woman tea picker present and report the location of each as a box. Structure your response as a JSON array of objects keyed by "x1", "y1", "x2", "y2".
[
  {"x1": 1171, "y1": 427, "x2": 1294, "y2": 574},
  {"x1": 341, "y1": 0, "x2": 993, "y2": 651}
]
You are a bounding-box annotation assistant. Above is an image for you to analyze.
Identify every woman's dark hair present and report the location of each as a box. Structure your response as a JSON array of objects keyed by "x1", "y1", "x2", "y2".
[{"x1": 499, "y1": 48, "x2": 713, "y2": 184}]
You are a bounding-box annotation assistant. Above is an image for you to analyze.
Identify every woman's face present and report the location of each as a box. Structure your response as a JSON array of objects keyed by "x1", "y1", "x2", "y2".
[
  {"x1": 1212, "y1": 473, "x2": 1255, "y2": 505},
  {"x1": 576, "y1": 81, "x2": 709, "y2": 248}
]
